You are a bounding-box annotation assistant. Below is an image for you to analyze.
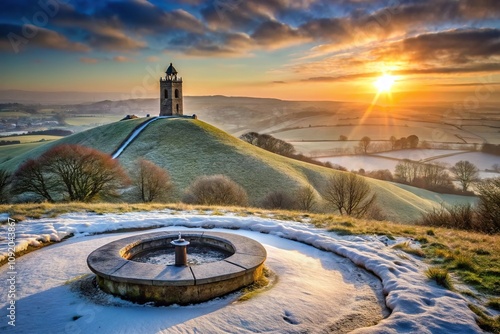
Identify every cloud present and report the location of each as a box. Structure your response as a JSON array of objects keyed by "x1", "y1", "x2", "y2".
[
  {"x1": 252, "y1": 20, "x2": 309, "y2": 48},
  {"x1": 80, "y1": 57, "x2": 99, "y2": 64},
  {"x1": 96, "y1": 1, "x2": 205, "y2": 34},
  {"x1": 147, "y1": 55, "x2": 160, "y2": 62},
  {"x1": 47, "y1": 0, "x2": 203, "y2": 52},
  {"x1": 0, "y1": 23, "x2": 89, "y2": 53},
  {"x1": 168, "y1": 31, "x2": 254, "y2": 57},
  {"x1": 85, "y1": 28, "x2": 146, "y2": 51},
  {"x1": 381, "y1": 28, "x2": 500, "y2": 64},
  {"x1": 292, "y1": 27, "x2": 500, "y2": 83},
  {"x1": 113, "y1": 55, "x2": 133, "y2": 62}
]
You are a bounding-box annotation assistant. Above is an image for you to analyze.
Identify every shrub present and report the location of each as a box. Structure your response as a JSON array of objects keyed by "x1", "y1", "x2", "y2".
[
  {"x1": 295, "y1": 185, "x2": 317, "y2": 212},
  {"x1": 0, "y1": 169, "x2": 11, "y2": 203},
  {"x1": 183, "y1": 175, "x2": 248, "y2": 206},
  {"x1": 416, "y1": 204, "x2": 482, "y2": 232},
  {"x1": 365, "y1": 169, "x2": 393, "y2": 181},
  {"x1": 261, "y1": 190, "x2": 295, "y2": 210}
]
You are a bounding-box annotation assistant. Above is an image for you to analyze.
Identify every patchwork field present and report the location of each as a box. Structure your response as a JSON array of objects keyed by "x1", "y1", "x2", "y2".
[
  {"x1": 319, "y1": 150, "x2": 499, "y2": 177},
  {"x1": 0, "y1": 135, "x2": 62, "y2": 143}
]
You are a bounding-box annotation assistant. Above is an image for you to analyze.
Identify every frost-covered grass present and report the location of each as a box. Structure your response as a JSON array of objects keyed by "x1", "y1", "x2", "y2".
[
  {"x1": 0, "y1": 142, "x2": 45, "y2": 165},
  {"x1": 0, "y1": 134, "x2": 62, "y2": 143}
]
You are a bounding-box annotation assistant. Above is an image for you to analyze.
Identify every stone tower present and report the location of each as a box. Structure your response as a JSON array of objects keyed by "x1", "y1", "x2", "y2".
[{"x1": 160, "y1": 63, "x2": 183, "y2": 116}]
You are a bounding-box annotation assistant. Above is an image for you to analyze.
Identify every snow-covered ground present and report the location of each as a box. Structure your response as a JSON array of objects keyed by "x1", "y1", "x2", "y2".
[
  {"x1": 319, "y1": 155, "x2": 398, "y2": 172},
  {"x1": 427, "y1": 151, "x2": 499, "y2": 171},
  {"x1": 0, "y1": 212, "x2": 482, "y2": 333},
  {"x1": 320, "y1": 150, "x2": 499, "y2": 180},
  {"x1": 374, "y1": 149, "x2": 468, "y2": 161}
]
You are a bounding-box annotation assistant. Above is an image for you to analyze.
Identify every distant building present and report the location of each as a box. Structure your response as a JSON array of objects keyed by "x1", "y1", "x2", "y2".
[{"x1": 160, "y1": 63, "x2": 183, "y2": 116}]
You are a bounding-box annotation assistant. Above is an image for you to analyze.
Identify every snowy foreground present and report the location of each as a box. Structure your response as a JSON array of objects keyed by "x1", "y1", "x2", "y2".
[{"x1": 0, "y1": 211, "x2": 482, "y2": 333}]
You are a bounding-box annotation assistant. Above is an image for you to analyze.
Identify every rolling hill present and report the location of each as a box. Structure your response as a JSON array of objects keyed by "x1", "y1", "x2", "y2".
[{"x1": 1, "y1": 117, "x2": 450, "y2": 223}]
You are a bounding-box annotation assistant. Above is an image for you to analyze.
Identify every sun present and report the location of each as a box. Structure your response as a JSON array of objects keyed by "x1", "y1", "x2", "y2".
[{"x1": 374, "y1": 74, "x2": 395, "y2": 92}]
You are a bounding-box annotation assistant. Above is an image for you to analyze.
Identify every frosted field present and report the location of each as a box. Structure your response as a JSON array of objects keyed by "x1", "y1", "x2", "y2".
[
  {"x1": 320, "y1": 150, "x2": 499, "y2": 179},
  {"x1": 319, "y1": 155, "x2": 398, "y2": 172},
  {"x1": 0, "y1": 212, "x2": 482, "y2": 333},
  {"x1": 374, "y1": 149, "x2": 468, "y2": 161},
  {"x1": 428, "y1": 152, "x2": 500, "y2": 170},
  {"x1": 271, "y1": 123, "x2": 483, "y2": 143}
]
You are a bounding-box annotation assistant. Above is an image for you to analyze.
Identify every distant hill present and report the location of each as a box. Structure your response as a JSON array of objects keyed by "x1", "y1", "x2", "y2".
[{"x1": 1, "y1": 117, "x2": 449, "y2": 223}]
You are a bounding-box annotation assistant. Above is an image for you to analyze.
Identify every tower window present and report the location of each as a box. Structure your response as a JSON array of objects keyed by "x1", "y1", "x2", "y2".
[
  {"x1": 175, "y1": 89, "x2": 179, "y2": 98},
  {"x1": 164, "y1": 89, "x2": 168, "y2": 99}
]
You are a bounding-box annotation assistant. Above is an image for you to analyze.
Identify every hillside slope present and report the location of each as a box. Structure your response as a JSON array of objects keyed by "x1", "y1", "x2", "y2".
[
  {"x1": 2, "y1": 118, "x2": 444, "y2": 223},
  {"x1": 0, "y1": 118, "x2": 146, "y2": 172}
]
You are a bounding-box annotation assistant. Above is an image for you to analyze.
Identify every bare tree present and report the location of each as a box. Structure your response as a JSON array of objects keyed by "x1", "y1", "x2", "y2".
[
  {"x1": 359, "y1": 136, "x2": 371, "y2": 154},
  {"x1": 420, "y1": 162, "x2": 451, "y2": 188},
  {"x1": 0, "y1": 169, "x2": 11, "y2": 203},
  {"x1": 395, "y1": 159, "x2": 421, "y2": 183},
  {"x1": 183, "y1": 175, "x2": 248, "y2": 206},
  {"x1": 476, "y1": 178, "x2": 500, "y2": 233},
  {"x1": 295, "y1": 185, "x2": 317, "y2": 211},
  {"x1": 43, "y1": 145, "x2": 130, "y2": 202},
  {"x1": 450, "y1": 160, "x2": 479, "y2": 192},
  {"x1": 13, "y1": 145, "x2": 129, "y2": 202},
  {"x1": 132, "y1": 159, "x2": 173, "y2": 202},
  {"x1": 323, "y1": 172, "x2": 376, "y2": 217},
  {"x1": 12, "y1": 158, "x2": 57, "y2": 202}
]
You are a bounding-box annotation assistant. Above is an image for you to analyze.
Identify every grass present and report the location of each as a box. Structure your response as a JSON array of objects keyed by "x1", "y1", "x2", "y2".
[
  {"x1": 425, "y1": 267, "x2": 453, "y2": 289},
  {"x1": 469, "y1": 304, "x2": 500, "y2": 333},
  {"x1": 0, "y1": 141, "x2": 48, "y2": 164},
  {"x1": 392, "y1": 241, "x2": 425, "y2": 257},
  {"x1": 238, "y1": 267, "x2": 276, "y2": 302},
  {"x1": 488, "y1": 298, "x2": 500, "y2": 311},
  {"x1": 0, "y1": 135, "x2": 62, "y2": 143},
  {"x1": 65, "y1": 115, "x2": 121, "y2": 126},
  {"x1": 0, "y1": 118, "x2": 146, "y2": 172}
]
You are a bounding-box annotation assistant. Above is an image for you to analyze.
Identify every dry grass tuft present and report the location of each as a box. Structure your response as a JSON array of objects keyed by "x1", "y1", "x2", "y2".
[{"x1": 425, "y1": 267, "x2": 453, "y2": 289}]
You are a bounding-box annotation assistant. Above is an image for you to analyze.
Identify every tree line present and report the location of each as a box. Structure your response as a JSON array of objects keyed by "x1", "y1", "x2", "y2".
[{"x1": 240, "y1": 132, "x2": 346, "y2": 170}]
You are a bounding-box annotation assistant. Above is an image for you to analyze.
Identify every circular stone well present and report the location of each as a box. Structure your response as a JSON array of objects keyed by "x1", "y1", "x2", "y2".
[{"x1": 87, "y1": 231, "x2": 266, "y2": 305}]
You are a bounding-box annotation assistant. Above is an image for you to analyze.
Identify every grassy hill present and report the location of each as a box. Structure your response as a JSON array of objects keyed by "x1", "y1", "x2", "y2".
[
  {"x1": 1, "y1": 117, "x2": 449, "y2": 223},
  {"x1": 0, "y1": 118, "x2": 146, "y2": 172}
]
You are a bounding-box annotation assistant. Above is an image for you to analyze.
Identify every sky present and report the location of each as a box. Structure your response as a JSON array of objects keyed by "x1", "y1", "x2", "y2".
[{"x1": 0, "y1": 0, "x2": 499, "y2": 102}]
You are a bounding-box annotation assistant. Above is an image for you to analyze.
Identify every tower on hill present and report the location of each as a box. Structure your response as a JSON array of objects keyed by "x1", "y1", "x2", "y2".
[{"x1": 160, "y1": 63, "x2": 183, "y2": 116}]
